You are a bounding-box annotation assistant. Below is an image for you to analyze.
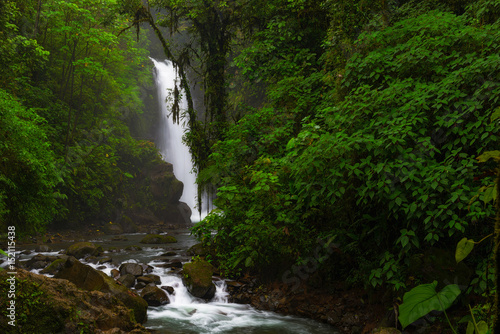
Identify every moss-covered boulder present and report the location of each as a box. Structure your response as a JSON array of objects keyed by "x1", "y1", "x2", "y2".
[
  {"x1": 54, "y1": 257, "x2": 148, "y2": 323},
  {"x1": 187, "y1": 243, "x2": 209, "y2": 257},
  {"x1": 66, "y1": 241, "x2": 102, "y2": 259},
  {"x1": 140, "y1": 285, "x2": 170, "y2": 306},
  {"x1": 182, "y1": 259, "x2": 216, "y2": 300},
  {"x1": 140, "y1": 234, "x2": 177, "y2": 244},
  {"x1": 0, "y1": 269, "x2": 148, "y2": 333},
  {"x1": 40, "y1": 257, "x2": 67, "y2": 275}
]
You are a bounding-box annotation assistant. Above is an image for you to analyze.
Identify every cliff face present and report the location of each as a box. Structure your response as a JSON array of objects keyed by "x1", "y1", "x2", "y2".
[
  {"x1": 110, "y1": 159, "x2": 192, "y2": 234},
  {"x1": 0, "y1": 269, "x2": 150, "y2": 334}
]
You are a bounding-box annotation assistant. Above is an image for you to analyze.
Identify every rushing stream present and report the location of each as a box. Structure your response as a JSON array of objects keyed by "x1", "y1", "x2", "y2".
[{"x1": 14, "y1": 232, "x2": 340, "y2": 333}]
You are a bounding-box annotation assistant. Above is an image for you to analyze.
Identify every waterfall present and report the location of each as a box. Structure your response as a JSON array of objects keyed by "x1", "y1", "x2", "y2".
[{"x1": 151, "y1": 58, "x2": 201, "y2": 221}]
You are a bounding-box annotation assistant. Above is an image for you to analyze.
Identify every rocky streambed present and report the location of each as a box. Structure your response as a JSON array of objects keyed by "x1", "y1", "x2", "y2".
[{"x1": 3, "y1": 230, "x2": 373, "y2": 334}]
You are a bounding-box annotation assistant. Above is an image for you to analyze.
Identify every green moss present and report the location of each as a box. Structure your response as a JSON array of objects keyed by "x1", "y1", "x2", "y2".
[
  {"x1": 140, "y1": 234, "x2": 177, "y2": 244},
  {"x1": 0, "y1": 275, "x2": 65, "y2": 333},
  {"x1": 41, "y1": 258, "x2": 66, "y2": 275}
]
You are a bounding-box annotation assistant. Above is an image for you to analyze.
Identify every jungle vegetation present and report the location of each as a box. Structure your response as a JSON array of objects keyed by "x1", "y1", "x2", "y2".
[{"x1": 1, "y1": 0, "x2": 500, "y2": 330}]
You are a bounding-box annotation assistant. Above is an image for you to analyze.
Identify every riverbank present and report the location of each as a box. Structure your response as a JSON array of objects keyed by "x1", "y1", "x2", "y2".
[{"x1": 10, "y1": 226, "x2": 466, "y2": 334}]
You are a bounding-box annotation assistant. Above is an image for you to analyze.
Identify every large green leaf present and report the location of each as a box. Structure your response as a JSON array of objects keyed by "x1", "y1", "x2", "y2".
[
  {"x1": 456, "y1": 237, "x2": 475, "y2": 263},
  {"x1": 398, "y1": 281, "x2": 461, "y2": 329}
]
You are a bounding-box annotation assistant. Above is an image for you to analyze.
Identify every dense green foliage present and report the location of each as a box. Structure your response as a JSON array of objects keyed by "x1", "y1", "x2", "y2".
[
  {"x1": 0, "y1": 0, "x2": 160, "y2": 235},
  {"x1": 186, "y1": 0, "x2": 500, "y2": 312},
  {"x1": 2, "y1": 0, "x2": 500, "y2": 329}
]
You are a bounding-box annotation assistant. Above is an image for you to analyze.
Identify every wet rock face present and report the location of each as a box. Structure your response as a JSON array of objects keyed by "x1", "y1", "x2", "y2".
[
  {"x1": 0, "y1": 269, "x2": 149, "y2": 333},
  {"x1": 182, "y1": 259, "x2": 216, "y2": 300}
]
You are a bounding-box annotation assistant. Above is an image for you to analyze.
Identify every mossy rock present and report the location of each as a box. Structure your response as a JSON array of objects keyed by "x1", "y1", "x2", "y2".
[
  {"x1": 54, "y1": 257, "x2": 148, "y2": 323},
  {"x1": 66, "y1": 242, "x2": 102, "y2": 259},
  {"x1": 187, "y1": 243, "x2": 209, "y2": 257},
  {"x1": 0, "y1": 269, "x2": 147, "y2": 333},
  {"x1": 140, "y1": 234, "x2": 177, "y2": 244},
  {"x1": 41, "y1": 258, "x2": 67, "y2": 275},
  {"x1": 182, "y1": 259, "x2": 216, "y2": 300}
]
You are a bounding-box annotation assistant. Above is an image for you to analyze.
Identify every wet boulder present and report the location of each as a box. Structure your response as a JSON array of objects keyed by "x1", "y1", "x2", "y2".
[
  {"x1": 140, "y1": 285, "x2": 170, "y2": 306},
  {"x1": 66, "y1": 241, "x2": 102, "y2": 259},
  {"x1": 25, "y1": 254, "x2": 59, "y2": 270},
  {"x1": 187, "y1": 243, "x2": 209, "y2": 257},
  {"x1": 117, "y1": 274, "x2": 137, "y2": 288},
  {"x1": 140, "y1": 234, "x2": 177, "y2": 244},
  {"x1": 137, "y1": 275, "x2": 161, "y2": 285},
  {"x1": 41, "y1": 258, "x2": 67, "y2": 275},
  {"x1": 0, "y1": 269, "x2": 148, "y2": 333},
  {"x1": 54, "y1": 257, "x2": 148, "y2": 323},
  {"x1": 182, "y1": 259, "x2": 216, "y2": 300},
  {"x1": 120, "y1": 263, "x2": 144, "y2": 277}
]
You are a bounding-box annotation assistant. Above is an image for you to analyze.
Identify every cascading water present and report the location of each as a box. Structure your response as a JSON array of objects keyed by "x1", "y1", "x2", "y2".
[
  {"x1": 14, "y1": 233, "x2": 340, "y2": 333},
  {"x1": 152, "y1": 58, "x2": 209, "y2": 222}
]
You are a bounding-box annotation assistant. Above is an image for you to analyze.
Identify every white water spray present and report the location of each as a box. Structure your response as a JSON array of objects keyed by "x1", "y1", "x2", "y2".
[{"x1": 152, "y1": 59, "x2": 199, "y2": 220}]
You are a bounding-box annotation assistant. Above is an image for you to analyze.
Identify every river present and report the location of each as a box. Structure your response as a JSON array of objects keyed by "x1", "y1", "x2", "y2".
[{"x1": 14, "y1": 231, "x2": 340, "y2": 334}]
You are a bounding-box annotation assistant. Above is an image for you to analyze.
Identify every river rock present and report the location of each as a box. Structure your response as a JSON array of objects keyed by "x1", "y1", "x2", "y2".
[
  {"x1": 161, "y1": 251, "x2": 178, "y2": 256},
  {"x1": 167, "y1": 260, "x2": 183, "y2": 269},
  {"x1": 41, "y1": 258, "x2": 67, "y2": 275},
  {"x1": 120, "y1": 263, "x2": 144, "y2": 277},
  {"x1": 66, "y1": 241, "x2": 102, "y2": 259},
  {"x1": 137, "y1": 274, "x2": 162, "y2": 286},
  {"x1": 111, "y1": 269, "x2": 120, "y2": 278},
  {"x1": 141, "y1": 263, "x2": 154, "y2": 274},
  {"x1": 140, "y1": 285, "x2": 170, "y2": 306},
  {"x1": 0, "y1": 269, "x2": 148, "y2": 333},
  {"x1": 187, "y1": 243, "x2": 208, "y2": 257},
  {"x1": 118, "y1": 274, "x2": 137, "y2": 288},
  {"x1": 162, "y1": 286, "x2": 175, "y2": 294},
  {"x1": 182, "y1": 259, "x2": 216, "y2": 300},
  {"x1": 99, "y1": 257, "x2": 113, "y2": 264},
  {"x1": 137, "y1": 276, "x2": 154, "y2": 285},
  {"x1": 54, "y1": 257, "x2": 148, "y2": 323},
  {"x1": 25, "y1": 254, "x2": 59, "y2": 270},
  {"x1": 140, "y1": 234, "x2": 177, "y2": 244},
  {"x1": 135, "y1": 282, "x2": 147, "y2": 289}
]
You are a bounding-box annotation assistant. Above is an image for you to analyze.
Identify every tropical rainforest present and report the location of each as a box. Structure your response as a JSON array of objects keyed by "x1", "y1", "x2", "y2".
[{"x1": 1, "y1": 0, "x2": 500, "y2": 331}]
